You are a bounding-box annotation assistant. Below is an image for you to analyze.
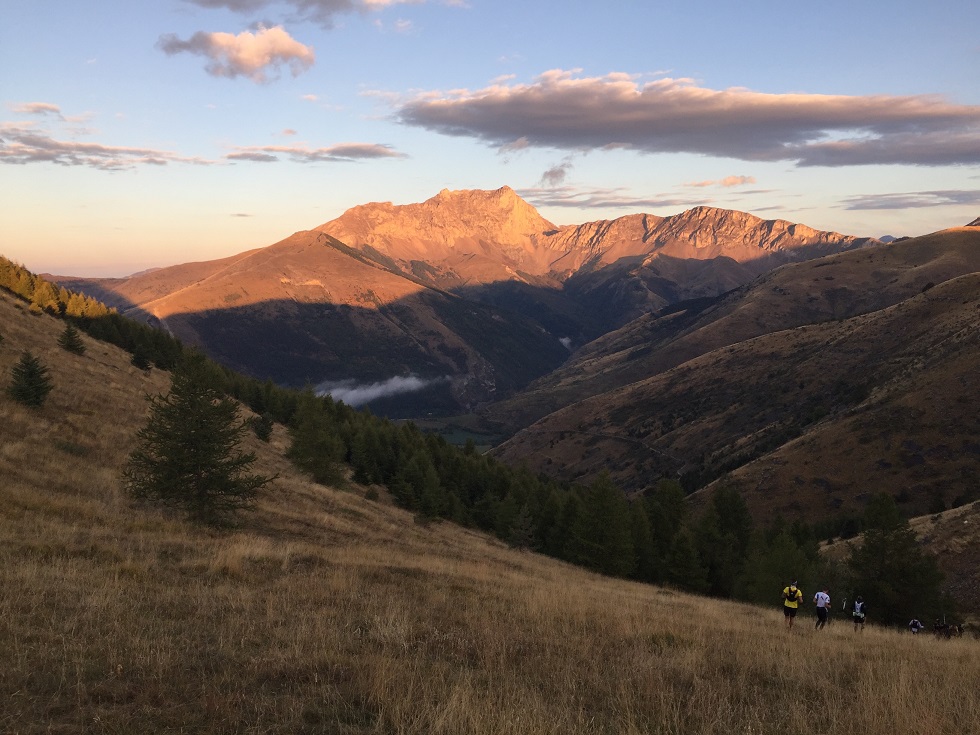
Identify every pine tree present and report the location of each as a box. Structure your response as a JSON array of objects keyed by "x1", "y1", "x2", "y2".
[
  {"x1": 848, "y1": 493, "x2": 946, "y2": 626},
  {"x1": 737, "y1": 530, "x2": 814, "y2": 606},
  {"x1": 130, "y1": 344, "x2": 152, "y2": 371},
  {"x1": 57, "y1": 322, "x2": 86, "y2": 355},
  {"x1": 571, "y1": 474, "x2": 635, "y2": 577},
  {"x1": 8, "y1": 351, "x2": 53, "y2": 408},
  {"x1": 287, "y1": 393, "x2": 346, "y2": 486},
  {"x1": 664, "y1": 526, "x2": 709, "y2": 593},
  {"x1": 123, "y1": 356, "x2": 275, "y2": 525}
]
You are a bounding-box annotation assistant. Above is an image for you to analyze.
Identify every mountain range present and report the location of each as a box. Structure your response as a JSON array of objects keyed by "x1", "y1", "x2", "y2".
[
  {"x1": 491, "y1": 228, "x2": 980, "y2": 524},
  {"x1": 50, "y1": 189, "x2": 979, "y2": 526},
  {"x1": 53, "y1": 187, "x2": 875, "y2": 412}
]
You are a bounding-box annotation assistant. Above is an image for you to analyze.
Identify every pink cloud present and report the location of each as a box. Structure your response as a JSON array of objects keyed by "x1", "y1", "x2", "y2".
[
  {"x1": 158, "y1": 26, "x2": 314, "y2": 83},
  {"x1": 397, "y1": 71, "x2": 980, "y2": 167},
  {"x1": 685, "y1": 175, "x2": 757, "y2": 188}
]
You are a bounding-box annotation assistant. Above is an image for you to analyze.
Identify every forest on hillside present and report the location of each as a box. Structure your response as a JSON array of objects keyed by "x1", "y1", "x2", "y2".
[{"x1": 0, "y1": 255, "x2": 954, "y2": 624}]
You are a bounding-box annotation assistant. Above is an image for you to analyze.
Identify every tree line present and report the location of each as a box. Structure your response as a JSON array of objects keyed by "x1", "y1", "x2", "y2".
[{"x1": 0, "y1": 256, "x2": 952, "y2": 626}]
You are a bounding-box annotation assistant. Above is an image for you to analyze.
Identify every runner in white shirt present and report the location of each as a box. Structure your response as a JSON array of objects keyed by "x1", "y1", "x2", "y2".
[{"x1": 813, "y1": 587, "x2": 831, "y2": 630}]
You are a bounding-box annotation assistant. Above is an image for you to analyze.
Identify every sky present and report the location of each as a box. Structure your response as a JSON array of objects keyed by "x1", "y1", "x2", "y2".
[{"x1": 2, "y1": 0, "x2": 979, "y2": 277}]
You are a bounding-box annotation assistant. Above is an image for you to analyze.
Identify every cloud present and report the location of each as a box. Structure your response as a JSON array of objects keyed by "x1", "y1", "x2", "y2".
[
  {"x1": 517, "y1": 185, "x2": 703, "y2": 210},
  {"x1": 184, "y1": 0, "x2": 424, "y2": 28},
  {"x1": 226, "y1": 150, "x2": 280, "y2": 162},
  {"x1": 316, "y1": 375, "x2": 447, "y2": 406},
  {"x1": 840, "y1": 190, "x2": 980, "y2": 210},
  {"x1": 11, "y1": 102, "x2": 64, "y2": 118},
  {"x1": 395, "y1": 71, "x2": 980, "y2": 167},
  {"x1": 158, "y1": 26, "x2": 314, "y2": 83},
  {"x1": 302, "y1": 94, "x2": 319, "y2": 102},
  {"x1": 227, "y1": 141, "x2": 407, "y2": 162},
  {"x1": 231, "y1": 212, "x2": 253, "y2": 217},
  {"x1": 539, "y1": 160, "x2": 572, "y2": 187},
  {"x1": 0, "y1": 122, "x2": 212, "y2": 169},
  {"x1": 685, "y1": 175, "x2": 757, "y2": 188}
]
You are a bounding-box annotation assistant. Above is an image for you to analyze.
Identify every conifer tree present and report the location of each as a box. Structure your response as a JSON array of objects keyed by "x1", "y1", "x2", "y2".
[
  {"x1": 7, "y1": 350, "x2": 53, "y2": 408},
  {"x1": 123, "y1": 356, "x2": 275, "y2": 525},
  {"x1": 286, "y1": 393, "x2": 346, "y2": 486},
  {"x1": 848, "y1": 493, "x2": 946, "y2": 625},
  {"x1": 664, "y1": 526, "x2": 709, "y2": 593},
  {"x1": 130, "y1": 344, "x2": 152, "y2": 371},
  {"x1": 57, "y1": 322, "x2": 86, "y2": 355},
  {"x1": 571, "y1": 474, "x2": 635, "y2": 577}
]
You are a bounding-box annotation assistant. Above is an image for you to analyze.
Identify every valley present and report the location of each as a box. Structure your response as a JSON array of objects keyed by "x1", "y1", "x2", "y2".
[{"x1": 1, "y1": 286, "x2": 978, "y2": 734}]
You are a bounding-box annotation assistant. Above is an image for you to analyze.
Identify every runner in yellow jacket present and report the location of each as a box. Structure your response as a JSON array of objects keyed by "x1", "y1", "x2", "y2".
[{"x1": 782, "y1": 581, "x2": 803, "y2": 630}]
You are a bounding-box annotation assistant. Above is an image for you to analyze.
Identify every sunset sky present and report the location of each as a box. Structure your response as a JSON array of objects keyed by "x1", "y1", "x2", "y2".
[{"x1": 3, "y1": 0, "x2": 979, "y2": 276}]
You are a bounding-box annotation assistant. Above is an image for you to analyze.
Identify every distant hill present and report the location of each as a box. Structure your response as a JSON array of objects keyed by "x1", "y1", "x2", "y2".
[
  {"x1": 491, "y1": 228, "x2": 980, "y2": 525},
  {"x1": 52, "y1": 187, "x2": 875, "y2": 414}
]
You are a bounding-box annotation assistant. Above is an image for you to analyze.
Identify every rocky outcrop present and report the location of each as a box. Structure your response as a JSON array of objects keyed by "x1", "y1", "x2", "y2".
[{"x1": 316, "y1": 188, "x2": 877, "y2": 289}]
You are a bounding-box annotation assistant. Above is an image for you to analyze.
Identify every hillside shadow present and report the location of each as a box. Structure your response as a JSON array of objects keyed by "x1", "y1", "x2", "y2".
[{"x1": 52, "y1": 242, "x2": 874, "y2": 420}]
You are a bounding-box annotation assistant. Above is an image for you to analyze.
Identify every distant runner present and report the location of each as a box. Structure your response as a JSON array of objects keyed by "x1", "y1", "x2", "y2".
[
  {"x1": 813, "y1": 587, "x2": 831, "y2": 630},
  {"x1": 782, "y1": 580, "x2": 803, "y2": 630},
  {"x1": 851, "y1": 596, "x2": 867, "y2": 631},
  {"x1": 908, "y1": 618, "x2": 924, "y2": 634}
]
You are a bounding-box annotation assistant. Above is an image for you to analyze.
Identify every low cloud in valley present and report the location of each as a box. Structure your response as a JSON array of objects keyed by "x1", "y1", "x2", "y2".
[{"x1": 317, "y1": 375, "x2": 447, "y2": 406}]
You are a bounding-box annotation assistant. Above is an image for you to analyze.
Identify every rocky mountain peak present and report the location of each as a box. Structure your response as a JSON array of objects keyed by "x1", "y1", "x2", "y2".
[
  {"x1": 315, "y1": 186, "x2": 556, "y2": 261},
  {"x1": 967, "y1": 217, "x2": 980, "y2": 227}
]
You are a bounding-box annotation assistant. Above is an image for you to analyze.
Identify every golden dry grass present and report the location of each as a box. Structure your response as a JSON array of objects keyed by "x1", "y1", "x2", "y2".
[{"x1": 2, "y1": 291, "x2": 979, "y2": 734}]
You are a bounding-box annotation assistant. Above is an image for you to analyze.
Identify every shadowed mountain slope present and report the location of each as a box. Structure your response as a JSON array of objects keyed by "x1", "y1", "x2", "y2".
[
  {"x1": 485, "y1": 228, "x2": 980, "y2": 433},
  {"x1": 51, "y1": 188, "x2": 876, "y2": 413},
  {"x1": 491, "y1": 229, "x2": 980, "y2": 524}
]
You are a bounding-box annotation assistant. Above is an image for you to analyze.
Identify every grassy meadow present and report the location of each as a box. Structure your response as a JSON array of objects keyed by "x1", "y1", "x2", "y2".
[{"x1": 2, "y1": 292, "x2": 978, "y2": 734}]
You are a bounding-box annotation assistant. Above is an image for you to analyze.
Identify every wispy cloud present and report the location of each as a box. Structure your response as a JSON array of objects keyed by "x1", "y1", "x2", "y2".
[
  {"x1": 227, "y1": 142, "x2": 407, "y2": 162},
  {"x1": 396, "y1": 71, "x2": 980, "y2": 167},
  {"x1": 684, "y1": 175, "x2": 757, "y2": 188},
  {"x1": 518, "y1": 185, "x2": 703, "y2": 210},
  {"x1": 0, "y1": 122, "x2": 212, "y2": 169},
  {"x1": 184, "y1": 0, "x2": 428, "y2": 28},
  {"x1": 316, "y1": 374, "x2": 447, "y2": 406},
  {"x1": 11, "y1": 102, "x2": 64, "y2": 118},
  {"x1": 840, "y1": 189, "x2": 980, "y2": 210},
  {"x1": 158, "y1": 26, "x2": 314, "y2": 83}
]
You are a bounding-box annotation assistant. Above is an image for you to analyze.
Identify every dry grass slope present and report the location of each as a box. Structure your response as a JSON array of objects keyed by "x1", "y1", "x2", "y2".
[{"x1": 1, "y1": 290, "x2": 978, "y2": 734}]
